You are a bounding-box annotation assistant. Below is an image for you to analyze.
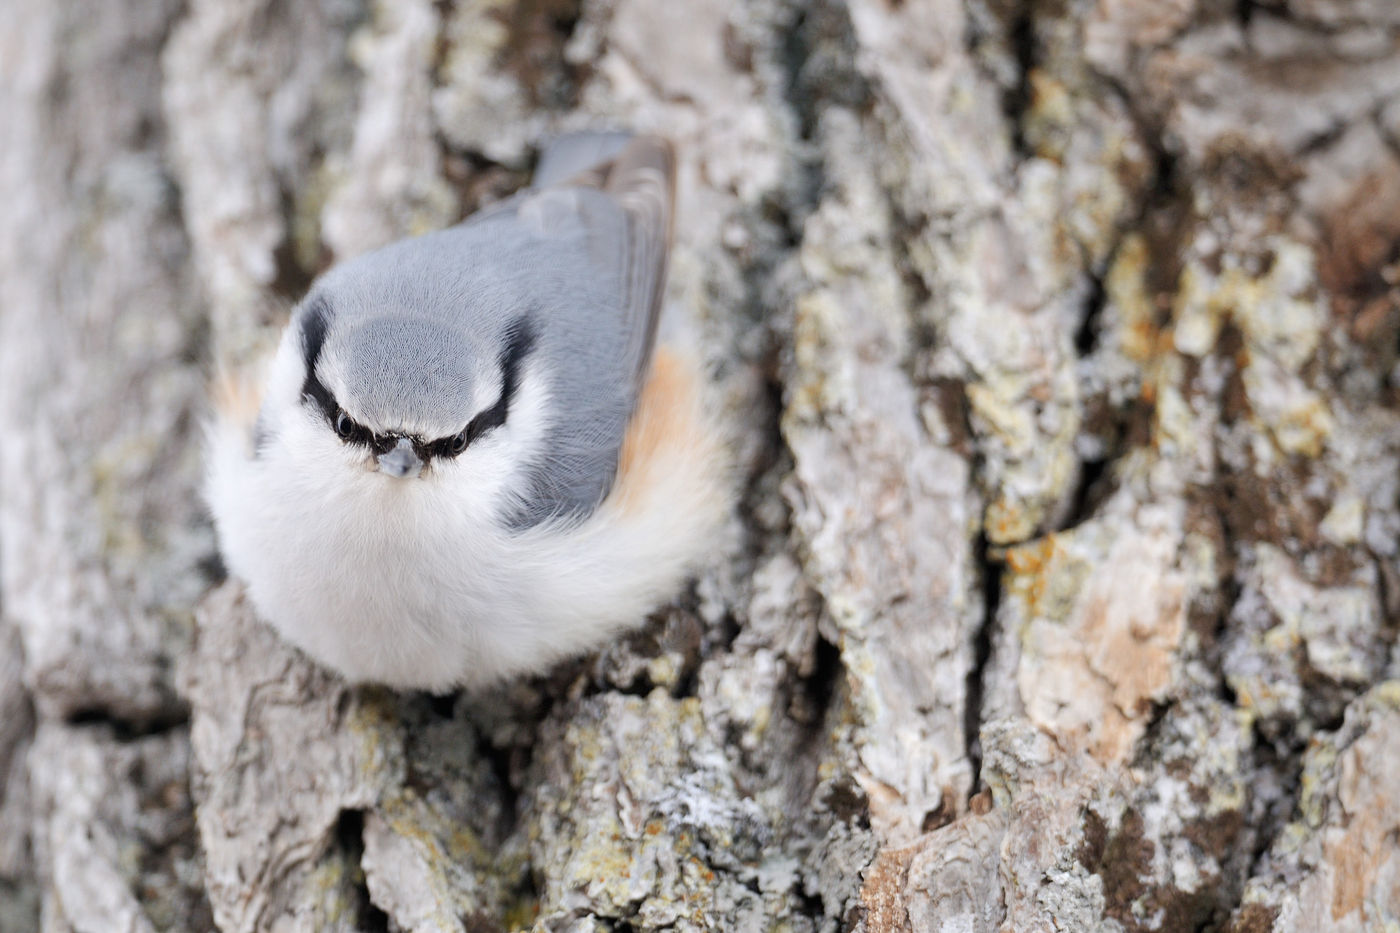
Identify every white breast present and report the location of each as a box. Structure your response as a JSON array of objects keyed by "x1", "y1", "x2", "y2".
[{"x1": 204, "y1": 348, "x2": 727, "y2": 691}]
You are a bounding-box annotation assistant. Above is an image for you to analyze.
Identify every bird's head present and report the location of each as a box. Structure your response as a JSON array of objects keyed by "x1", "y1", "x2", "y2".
[{"x1": 257, "y1": 273, "x2": 544, "y2": 519}]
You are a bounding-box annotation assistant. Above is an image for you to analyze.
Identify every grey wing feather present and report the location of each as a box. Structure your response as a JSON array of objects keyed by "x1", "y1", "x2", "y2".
[
  {"x1": 532, "y1": 131, "x2": 634, "y2": 188},
  {"x1": 510, "y1": 133, "x2": 675, "y2": 389},
  {"x1": 465, "y1": 134, "x2": 676, "y2": 525},
  {"x1": 455, "y1": 131, "x2": 633, "y2": 227},
  {"x1": 600, "y1": 136, "x2": 675, "y2": 384}
]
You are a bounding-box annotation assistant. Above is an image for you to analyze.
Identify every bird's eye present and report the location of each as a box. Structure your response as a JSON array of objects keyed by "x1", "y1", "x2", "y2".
[
  {"x1": 335, "y1": 410, "x2": 355, "y2": 440},
  {"x1": 448, "y1": 425, "x2": 471, "y2": 456}
]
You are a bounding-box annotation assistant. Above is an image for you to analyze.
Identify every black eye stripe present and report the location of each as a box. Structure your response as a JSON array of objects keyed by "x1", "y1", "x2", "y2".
[
  {"x1": 299, "y1": 295, "x2": 339, "y2": 423},
  {"x1": 299, "y1": 297, "x2": 376, "y2": 448},
  {"x1": 300, "y1": 302, "x2": 537, "y2": 458},
  {"x1": 498, "y1": 317, "x2": 536, "y2": 406},
  {"x1": 474, "y1": 318, "x2": 536, "y2": 437},
  {"x1": 429, "y1": 317, "x2": 536, "y2": 458},
  {"x1": 334, "y1": 410, "x2": 375, "y2": 447}
]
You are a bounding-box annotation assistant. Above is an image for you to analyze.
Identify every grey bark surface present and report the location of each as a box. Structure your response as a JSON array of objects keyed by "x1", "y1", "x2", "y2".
[{"x1": 3, "y1": 0, "x2": 1400, "y2": 930}]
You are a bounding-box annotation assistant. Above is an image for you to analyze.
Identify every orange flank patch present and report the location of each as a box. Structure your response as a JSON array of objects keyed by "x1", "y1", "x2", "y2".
[
  {"x1": 211, "y1": 365, "x2": 266, "y2": 435},
  {"x1": 612, "y1": 347, "x2": 702, "y2": 515}
]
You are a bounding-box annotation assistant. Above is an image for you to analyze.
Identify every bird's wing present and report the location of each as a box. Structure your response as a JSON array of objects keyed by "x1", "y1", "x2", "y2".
[
  {"x1": 597, "y1": 135, "x2": 676, "y2": 386},
  {"x1": 455, "y1": 135, "x2": 678, "y2": 524},
  {"x1": 509, "y1": 134, "x2": 676, "y2": 390},
  {"x1": 531, "y1": 130, "x2": 634, "y2": 189}
]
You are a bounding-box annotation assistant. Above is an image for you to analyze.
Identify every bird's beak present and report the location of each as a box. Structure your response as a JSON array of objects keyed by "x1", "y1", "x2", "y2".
[{"x1": 376, "y1": 437, "x2": 423, "y2": 479}]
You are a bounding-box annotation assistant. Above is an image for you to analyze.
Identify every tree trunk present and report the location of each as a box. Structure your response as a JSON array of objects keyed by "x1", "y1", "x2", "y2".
[{"x1": 3, "y1": 0, "x2": 1400, "y2": 930}]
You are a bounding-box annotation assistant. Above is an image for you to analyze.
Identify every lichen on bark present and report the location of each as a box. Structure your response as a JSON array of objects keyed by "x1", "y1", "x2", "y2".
[{"x1": 3, "y1": 0, "x2": 1400, "y2": 930}]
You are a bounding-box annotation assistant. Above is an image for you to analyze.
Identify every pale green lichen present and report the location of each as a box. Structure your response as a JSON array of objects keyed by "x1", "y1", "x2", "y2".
[
  {"x1": 528, "y1": 692, "x2": 777, "y2": 927},
  {"x1": 431, "y1": 0, "x2": 544, "y2": 164}
]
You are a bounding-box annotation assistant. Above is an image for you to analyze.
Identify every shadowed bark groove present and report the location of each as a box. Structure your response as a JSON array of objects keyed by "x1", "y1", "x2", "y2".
[{"x1": 3, "y1": 0, "x2": 1400, "y2": 930}]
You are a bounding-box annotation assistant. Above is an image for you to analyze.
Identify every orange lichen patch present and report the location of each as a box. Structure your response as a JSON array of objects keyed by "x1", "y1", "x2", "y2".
[
  {"x1": 859, "y1": 844, "x2": 915, "y2": 933},
  {"x1": 985, "y1": 500, "x2": 1034, "y2": 547},
  {"x1": 210, "y1": 364, "x2": 265, "y2": 433},
  {"x1": 1003, "y1": 536, "x2": 1063, "y2": 622},
  {"x1": 611, "y1": 347, "x2": 709, "y2": 516},
  {"x1": 1325, "y1": 708, "x2": 1400, "y2": 923},
  {"x1": 1106, "y1": 235, "x2": 1160, "y2": 365},
  {"x1": 1123, "y1": 309, "x2": 1161, "y2": 364}
]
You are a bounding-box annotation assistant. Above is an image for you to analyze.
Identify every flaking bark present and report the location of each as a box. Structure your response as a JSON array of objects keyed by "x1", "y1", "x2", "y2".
[{"x1": 3, "y1": 0, "x2": 1400, "y2": 930}]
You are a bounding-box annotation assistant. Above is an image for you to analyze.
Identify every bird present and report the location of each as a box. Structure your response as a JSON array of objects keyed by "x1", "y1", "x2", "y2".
[{"x1": 204, "y1": 133, "x2": 728, "y2": 691}]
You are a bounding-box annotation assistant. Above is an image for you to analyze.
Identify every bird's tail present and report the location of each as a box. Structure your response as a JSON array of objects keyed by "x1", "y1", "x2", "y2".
[{"x1": 532, "y1": 130, "x2": 635, "y2": 188}]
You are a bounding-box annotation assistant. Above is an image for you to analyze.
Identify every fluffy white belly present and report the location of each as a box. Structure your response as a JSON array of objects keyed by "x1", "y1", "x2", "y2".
[
  {"x1": 215, "y1": 465, "x2": 522, "y2": 689},
  {"x1": 205, "y1": 348, "x2": 726, "y2": 691}
]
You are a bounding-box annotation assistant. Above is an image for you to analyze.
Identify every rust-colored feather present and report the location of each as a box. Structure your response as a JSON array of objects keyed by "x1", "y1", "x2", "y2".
[
  {"x1": 210, "y1": 364, "x2": 265, "y2": 453},
  {"x1": 611, "y1": 346, "x2": 721, "y2": 518}
]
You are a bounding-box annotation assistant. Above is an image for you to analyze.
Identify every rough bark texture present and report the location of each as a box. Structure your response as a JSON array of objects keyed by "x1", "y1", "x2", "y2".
[{"x1": 3, "y1": 0, "x2": 1400, "y2": 930}]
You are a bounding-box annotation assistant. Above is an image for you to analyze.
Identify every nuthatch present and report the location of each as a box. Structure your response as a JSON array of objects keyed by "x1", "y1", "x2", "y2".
[{"x1": 205, "y1": 133, "x2": 727, "y2": 690}]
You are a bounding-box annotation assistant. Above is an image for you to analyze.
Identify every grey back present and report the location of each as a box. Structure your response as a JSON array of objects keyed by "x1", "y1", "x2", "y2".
[{"x1": 294, "y1": 134, "x2": 675, "y2": 528}]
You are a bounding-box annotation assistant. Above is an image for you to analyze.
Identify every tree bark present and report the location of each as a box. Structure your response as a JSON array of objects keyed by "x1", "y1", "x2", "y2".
[{"x1": 3, "y1": 0, "x2": 1400, "y2": 930}]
